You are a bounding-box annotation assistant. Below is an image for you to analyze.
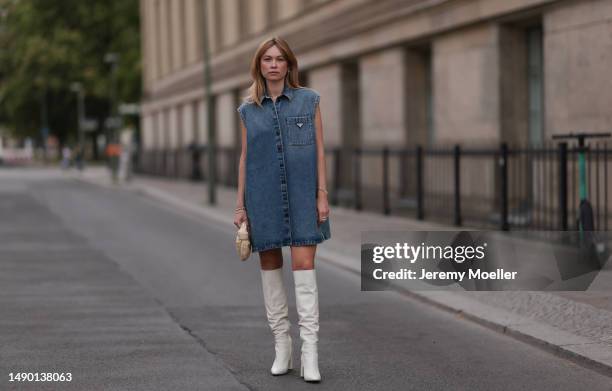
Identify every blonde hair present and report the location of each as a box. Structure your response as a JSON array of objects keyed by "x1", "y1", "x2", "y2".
[{"x1": 243, "y1": 37, "x2": 302, "y2": 107}]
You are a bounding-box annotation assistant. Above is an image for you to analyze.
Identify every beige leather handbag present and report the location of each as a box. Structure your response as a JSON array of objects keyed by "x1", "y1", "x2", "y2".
[{"x1": 235, "y1": 221, "x2": 252, "y2": 261}]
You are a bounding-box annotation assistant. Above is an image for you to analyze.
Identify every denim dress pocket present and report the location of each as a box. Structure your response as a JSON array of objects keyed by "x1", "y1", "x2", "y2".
[{"x1": 285, "y1": 115, "x2": 314, "y2": 146}]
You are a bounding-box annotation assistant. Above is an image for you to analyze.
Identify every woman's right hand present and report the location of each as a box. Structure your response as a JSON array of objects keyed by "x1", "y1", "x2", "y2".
[{"x1": 234, "y1": 210, "x2": 248, "y2": 229}]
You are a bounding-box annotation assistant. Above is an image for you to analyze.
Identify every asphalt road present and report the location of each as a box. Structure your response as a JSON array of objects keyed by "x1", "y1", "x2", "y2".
[{"x1": 3, "y1": 168, "x2": 612, "y2": 390}]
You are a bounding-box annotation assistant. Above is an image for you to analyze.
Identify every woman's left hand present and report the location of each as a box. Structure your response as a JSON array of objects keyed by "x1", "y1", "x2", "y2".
[{"x1": 317, "y1": 193, "x2": 330, "y2": 225}]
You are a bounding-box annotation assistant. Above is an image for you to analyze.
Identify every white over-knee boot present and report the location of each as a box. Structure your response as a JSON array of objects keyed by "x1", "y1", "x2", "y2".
[
  {"x1": 293, "y1": 269, "x2": 321, "y2": 382},
  {"x1": 260, "y1": 269, "x2": 293, "y2": 375}
]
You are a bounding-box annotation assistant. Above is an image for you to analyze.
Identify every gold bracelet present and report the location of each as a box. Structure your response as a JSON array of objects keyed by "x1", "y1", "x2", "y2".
[{"x1": 317, "y1": 187, "x2": 328, "y2": 194}]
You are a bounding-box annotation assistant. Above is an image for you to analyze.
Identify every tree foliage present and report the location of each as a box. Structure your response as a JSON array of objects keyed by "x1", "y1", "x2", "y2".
[{"x1": 0, "y1": 0, "x2": 141, "y2": 145}]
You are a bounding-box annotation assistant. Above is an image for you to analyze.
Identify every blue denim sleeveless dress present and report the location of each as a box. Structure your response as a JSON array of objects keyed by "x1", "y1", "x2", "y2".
[{"x1": 237, "y1": 82, "x2": 331, "y2": 252}]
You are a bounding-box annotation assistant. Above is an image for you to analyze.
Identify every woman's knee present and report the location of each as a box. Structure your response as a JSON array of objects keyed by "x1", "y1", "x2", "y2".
[
  {"x1": 259, "y1": 248, "x2": 283, "y2": 270},
  {"x1": 290, "y1": 245, "x2": 316, "y2": 270},
  {"x1": 291, "y1": 259, "x2": 315, "y2": 271}
]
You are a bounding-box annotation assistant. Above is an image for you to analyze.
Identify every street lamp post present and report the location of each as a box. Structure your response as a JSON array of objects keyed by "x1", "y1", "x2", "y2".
[
  {"x1": 70, "y1": 82, "x2": 85, "y2": 170},
  {"x1": 201, "y1": 4, "x2": 216, "y2": 205}
]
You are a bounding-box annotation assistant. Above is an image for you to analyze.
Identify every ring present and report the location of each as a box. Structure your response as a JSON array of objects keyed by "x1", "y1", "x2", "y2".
[{"x1": 321, "y1": 216, "x2": 328, "y2": 221}]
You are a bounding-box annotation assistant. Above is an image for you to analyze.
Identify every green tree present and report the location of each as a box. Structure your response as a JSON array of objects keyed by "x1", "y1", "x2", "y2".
[{"x1": 0, "y1": 0, "x2": 141, "y2": 149}]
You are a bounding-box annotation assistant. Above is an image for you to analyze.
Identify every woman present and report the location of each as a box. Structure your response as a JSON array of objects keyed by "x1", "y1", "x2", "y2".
[{"x1": 234, "y1": 37, "x2": 331, "y2": 383}]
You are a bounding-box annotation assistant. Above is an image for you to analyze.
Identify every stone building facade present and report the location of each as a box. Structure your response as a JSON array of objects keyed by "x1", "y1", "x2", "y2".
[
  {"x1": 140, "y1": 0, "x2": 612, "y2": 151},
  {"x1": 138, "y1": 0, "x2": 612, "y2": 226}
]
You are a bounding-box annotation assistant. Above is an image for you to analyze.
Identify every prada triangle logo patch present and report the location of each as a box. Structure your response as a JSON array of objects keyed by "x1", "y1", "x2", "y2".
[{"x1": 297, "y1": 122, "x2": 304, "y2": 128}]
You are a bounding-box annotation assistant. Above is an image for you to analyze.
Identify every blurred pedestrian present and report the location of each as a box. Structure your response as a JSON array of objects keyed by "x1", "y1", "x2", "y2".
[
  {"x1": 119, "y1": 138, "x2": 132, "y2": 181},
  {"x1": 61, "y1": 145, "x2": 72, "y2": 170},
  {"x1": 234, "y1": 37, "x2": 331, "y2": 383}
]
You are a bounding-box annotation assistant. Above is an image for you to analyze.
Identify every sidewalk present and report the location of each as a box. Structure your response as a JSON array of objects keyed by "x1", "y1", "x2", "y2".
[{"x1": 71, "y1": 166, "x2": 612, "y2": 376}]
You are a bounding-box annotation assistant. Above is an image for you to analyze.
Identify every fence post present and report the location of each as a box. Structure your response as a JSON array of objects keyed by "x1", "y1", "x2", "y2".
[
  {"x1": 382, "y1": 146, "x2": 390, "y2": 215},
  {"x1": 500, "y1": 142, "x2": 509, "y2": 231},
  {"x1": 201, "y1": 145, "x2": 208, "y2": 181},
  {"x1": 354, "y1": 147, "x2": 362, "y2": 211},
  {"x1": 417, "y1": 145, "x2": 424, "y2": 220},
  {"x1": 454, "y1": 144, "x2": 462, "y2": 226},
  {"x1": 332, "y1": 147, "x2": 340, "y2": 206},
  {"x1": 558, "y1": 142, "x2": 568, "y2": 230},
  {"x1": 190, "y1": 144, "x2": 202, "y2": 181},
  {"x1": 399, "y1": 148, "x2": 406, "y2": 198}
]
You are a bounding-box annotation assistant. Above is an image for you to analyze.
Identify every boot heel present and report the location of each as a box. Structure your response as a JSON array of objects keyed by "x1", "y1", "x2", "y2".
[
  {"x1": 288, "y1": 353, "x2": 293, "y2": 370},
  {"x1": 300, "y1": 363, "x2": 304, "y2": 377}
]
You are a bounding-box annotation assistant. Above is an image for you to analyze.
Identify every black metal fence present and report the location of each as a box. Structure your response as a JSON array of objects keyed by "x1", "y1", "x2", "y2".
[{"x1": 135, "y1": 141, "x2": 611, "y2": 232}]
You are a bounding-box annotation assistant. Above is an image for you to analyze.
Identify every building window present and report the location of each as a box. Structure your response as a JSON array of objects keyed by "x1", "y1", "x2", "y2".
[
  {"x1": 267, "y1": 0, "x2": 278, "y2": 26},
  {"x1": 238, "y1": 0, "x2": 249, "y2": 39},
  {"x1": 155, "y1": 0, "x2": 163, "y2": 77},
  {"x1": 404, "y1": 45, "x2": 432, "y2": 147},
  {"x1": 167, "y1": 0, "x2": 173, "y2": 71},
  {"x1": 179, "y1": 0, "x2": 186, "y2": 67},
  {"x1": 527, "y1": 26, "x2": 543, "y2": 147},
  {"x1": 424, "y1": 49, "x2": 433, "y2": 146},
  {"x1": 214, "y1": 0, "x2": 223, "y2": 51}
]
